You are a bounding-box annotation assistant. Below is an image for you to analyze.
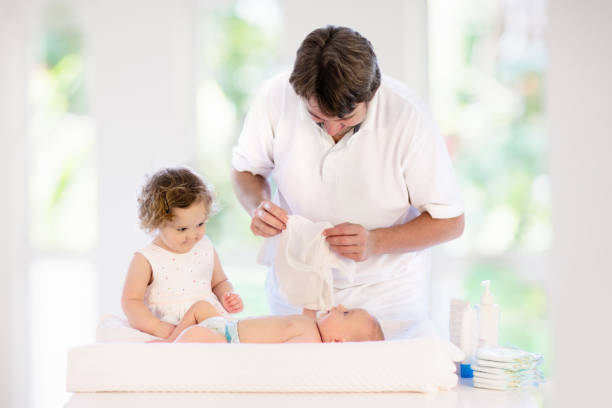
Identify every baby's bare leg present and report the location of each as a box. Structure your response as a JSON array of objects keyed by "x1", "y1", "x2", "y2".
[
  {"x1": 175, "y1": 325, "x2": 226, "y2": 343},
  {"x1": 164, "y1": 300, "x2": 223, "y2": 342}
]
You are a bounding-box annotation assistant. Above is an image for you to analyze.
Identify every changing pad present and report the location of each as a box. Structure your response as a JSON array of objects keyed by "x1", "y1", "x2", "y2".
[{"x1": 66, "y1": 337, "x2": 463, "y2": 393}]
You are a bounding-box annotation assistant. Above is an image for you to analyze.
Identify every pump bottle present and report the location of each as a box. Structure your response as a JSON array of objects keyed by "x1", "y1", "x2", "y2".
[{"x1": 476, "y1": 280, "x2": 499, "y2": 347}]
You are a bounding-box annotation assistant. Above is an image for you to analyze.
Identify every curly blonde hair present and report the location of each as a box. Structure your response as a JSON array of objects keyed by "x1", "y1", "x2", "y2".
[{"x1": 137, "y1": 167, "x2": 214, "y2": 232}]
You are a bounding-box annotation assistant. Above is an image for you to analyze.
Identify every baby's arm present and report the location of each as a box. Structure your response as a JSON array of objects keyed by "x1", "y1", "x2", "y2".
[
  {"x1": 121, "y1": 253, "x2": 175, "y2": 338},
  {"x1": 210, "y1": 249, "x2": 243, "y2": 313}
]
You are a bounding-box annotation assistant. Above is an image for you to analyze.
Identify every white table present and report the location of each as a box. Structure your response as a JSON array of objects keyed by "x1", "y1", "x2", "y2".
[{"x1": 66, "y1": 379, "x2": 545, "y2": 408}]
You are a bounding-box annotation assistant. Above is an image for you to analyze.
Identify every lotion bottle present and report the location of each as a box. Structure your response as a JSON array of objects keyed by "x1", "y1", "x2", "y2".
[{"x1": 476, "y1": 280, "x2": 499, "y2": 347}]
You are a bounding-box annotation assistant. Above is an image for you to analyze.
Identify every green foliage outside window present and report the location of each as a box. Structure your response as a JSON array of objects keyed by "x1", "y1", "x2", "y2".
[
  {"x1": 197, "y1": 1, "x2": 280, "y2": 245},
  {"x1": 430, "y1": 0, "x2": 550, "y2": 374},
  {"x1": 30, "y1": 23, "x2": 96, "y2": 253},
  {"x1": 196, "y1": 1, "x2": 281, "y2": 316}
]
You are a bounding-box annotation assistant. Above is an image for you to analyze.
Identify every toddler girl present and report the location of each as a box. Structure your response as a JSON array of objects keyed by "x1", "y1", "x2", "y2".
[{"x1": 121, "y1": 166, "x2": 243, "y2": 339}]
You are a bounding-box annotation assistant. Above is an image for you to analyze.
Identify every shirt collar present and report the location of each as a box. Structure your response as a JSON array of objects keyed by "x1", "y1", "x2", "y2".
[
  {"x1": 315, "y1": 122, "x2": 361, "y2": 133},
  {"x1": 298, "y1": 97, "x2": 309, "y2": 122},
  {"x1": 359, "y1": 89, "x2": 379, "y2": 134}
]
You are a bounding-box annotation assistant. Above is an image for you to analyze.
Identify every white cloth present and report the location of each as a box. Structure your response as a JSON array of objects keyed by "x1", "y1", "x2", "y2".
[
  {"x1": 259, "y1": 214, "x2": 354, "y2": 311},
  {"x1": 96, "y1": 315, "x2": 159, "y2": 342},
  {"x1": 138, "y1": 236, "x2": 226, "y2": 325},
  {"x1": 232, "y1": 72, "x2": 463, "y2": 331}
]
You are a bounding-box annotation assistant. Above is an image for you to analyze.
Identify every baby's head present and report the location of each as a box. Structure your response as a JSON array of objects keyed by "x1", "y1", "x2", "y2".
[
  {"x1": 138, "y1": 167, "x2": 215, "y2": 252},
  {"x1": 316, "y1": 305, "x2": 385, "y2": 343}
]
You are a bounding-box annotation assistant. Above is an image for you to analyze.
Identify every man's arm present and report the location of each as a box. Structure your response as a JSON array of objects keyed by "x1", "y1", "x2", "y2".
[
  {"x1": 231, "y1": 169, "x2": 288, "y2": 237},
  {"x1": 231, "y1": 169, "x2": 271, "y2": 217},
  {"x1": 324, "y1": 212, "x2": 465, "y2": 262}
]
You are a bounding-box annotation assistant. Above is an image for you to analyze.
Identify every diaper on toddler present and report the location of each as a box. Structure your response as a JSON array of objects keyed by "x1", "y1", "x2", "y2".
[{"x1": 198, "y1": 317, "x2": 240, "y2": 343}]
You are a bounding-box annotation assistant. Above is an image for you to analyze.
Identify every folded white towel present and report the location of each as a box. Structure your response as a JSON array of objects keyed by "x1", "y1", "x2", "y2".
[{"x1": 259, "y1": 215, "x2": 355, "y2": 311}]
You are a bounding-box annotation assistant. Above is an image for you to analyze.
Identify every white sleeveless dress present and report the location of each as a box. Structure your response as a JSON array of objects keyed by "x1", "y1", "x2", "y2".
[{"x1": 138, "y1": 236, "x2": 226, "y2": 325}]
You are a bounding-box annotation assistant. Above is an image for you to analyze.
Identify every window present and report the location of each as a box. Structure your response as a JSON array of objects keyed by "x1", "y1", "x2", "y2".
[
  {"x1": 28, "y1": 4, "x2": 97, "y2": 406},
  {"x1": 429, "y1": 0, "x2": 550, "y2": 372},
  {"x1": 196, "y1": 0, "x2": 282, "y2": 317}
]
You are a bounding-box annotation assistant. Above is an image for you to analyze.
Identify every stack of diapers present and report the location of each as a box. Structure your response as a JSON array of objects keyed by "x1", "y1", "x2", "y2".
[
  {"x1": 67, "y1": 336, "x2": 464, "y2": 393},
  {"x1": 472, "y1": 346, "x2": 544, "y2": 390}
]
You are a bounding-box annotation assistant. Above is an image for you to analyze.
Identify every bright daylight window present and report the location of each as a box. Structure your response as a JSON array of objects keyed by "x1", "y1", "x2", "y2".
[
  {"x1": 429, "y1": 0, "x2": 550, "y2": 373},
  {"x1": 28, "y1": 4, "x2": 97, "y2": 407},
  {"x1": 196, "y1": 0, "x2": 282, "y2": 317}
]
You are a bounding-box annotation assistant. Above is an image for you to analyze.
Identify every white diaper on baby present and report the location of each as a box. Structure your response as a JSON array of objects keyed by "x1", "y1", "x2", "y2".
[{"x1": 258, "y1": 215, "x2": 355, "y2": 311}]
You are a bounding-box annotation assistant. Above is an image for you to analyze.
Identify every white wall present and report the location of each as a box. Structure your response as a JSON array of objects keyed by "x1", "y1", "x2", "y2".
[
  {"x1": 81, "y1": 0, "x2": 198, "y2": 316},
  {"x1": 0, "y1": 2, "x2": 31, "y2": 407},
  {"x1": 279, "y1": 0, "x2": 429, "y2": 98},
  {"x1": 548, "y1": 1, "x2": 612, "y2": 406}
]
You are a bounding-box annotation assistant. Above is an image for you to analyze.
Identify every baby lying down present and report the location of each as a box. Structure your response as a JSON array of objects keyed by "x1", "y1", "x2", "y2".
[{"x1": 156, "y1": 300, "x2": 385, "y2": 343}]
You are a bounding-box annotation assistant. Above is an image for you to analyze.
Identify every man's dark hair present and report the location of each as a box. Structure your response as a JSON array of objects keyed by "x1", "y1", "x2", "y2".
[{"x1": 289, "y1": 25, "x2": 381, "y2": 118}]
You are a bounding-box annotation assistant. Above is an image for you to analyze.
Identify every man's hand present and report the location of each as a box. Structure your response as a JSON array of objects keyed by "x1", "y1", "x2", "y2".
[
  {"x1": 222, "y1": 292, "x2": 244, "y2": 314},
  {"x1": 250, "y1": 200, "x2": 288, "y2": 237},
  {"x1": 323, "y1": 222, "x2": 378, "y2": 262}
]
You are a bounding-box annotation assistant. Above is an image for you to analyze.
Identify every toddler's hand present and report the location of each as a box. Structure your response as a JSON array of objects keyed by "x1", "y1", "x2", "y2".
[
  {"x1": 222, "y1": 292, "x2": 243, "y2": 313},
  {"x1": 154, "y1": 321, "x2": 176, "y2": 339}
]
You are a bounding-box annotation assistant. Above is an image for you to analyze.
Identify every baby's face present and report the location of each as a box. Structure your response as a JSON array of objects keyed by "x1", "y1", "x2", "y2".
[
  {"x1": 156, "y1": 200, "x2": 208, "y2": 253},
  {"x1": 317, "y1": 305, "x2": 374, "y2": 342}
]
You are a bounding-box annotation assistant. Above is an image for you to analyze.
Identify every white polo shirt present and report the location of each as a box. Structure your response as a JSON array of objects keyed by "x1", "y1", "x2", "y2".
[{"x1": 232, "y1": 72, "x2": 463, "y2": 326}]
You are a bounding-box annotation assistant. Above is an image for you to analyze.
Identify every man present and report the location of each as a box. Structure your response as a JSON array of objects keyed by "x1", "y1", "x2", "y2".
[{"x1": 231, "y1": 26, "x2": 464, "y2": 338}]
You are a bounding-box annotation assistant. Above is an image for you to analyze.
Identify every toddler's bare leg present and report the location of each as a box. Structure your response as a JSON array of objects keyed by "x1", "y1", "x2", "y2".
[
  {"x1": 175, "y1": 325, "x2": 226, "y2": 343},
  {"x1": 189, "y1": 300, "x2": 223, "y2": 323},
  {"x1": 165, "y1": 300, "x2": 223, "y2": 342}
]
